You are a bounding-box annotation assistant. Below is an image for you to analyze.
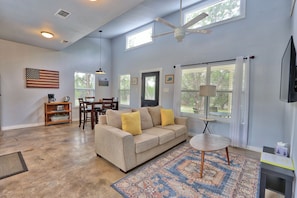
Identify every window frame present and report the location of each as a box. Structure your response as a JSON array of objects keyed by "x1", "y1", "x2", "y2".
[
  {"x1": 183, "y1": 0, "x2": 246, "y2": 30},
  {"x1": 119, "y1": 74, "x2": 131, "y2": 107},
  {"x1": 74, "y1": 72, "x2": 95, "y2": 107},
  {"x1": 125, "y1": 24, "x2": 153, "y2": 50},
  {"x1": 180, "y1": 61, "x2": 235, "y2": 121}
]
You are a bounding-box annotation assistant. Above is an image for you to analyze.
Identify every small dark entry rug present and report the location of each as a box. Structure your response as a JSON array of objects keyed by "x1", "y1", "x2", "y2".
[
  {"x1": 112, "y1": 143, "x2": 260, "y2": 198},
  {"x1": 0, "y1": 151, "x2": 28, "y2": 179}
]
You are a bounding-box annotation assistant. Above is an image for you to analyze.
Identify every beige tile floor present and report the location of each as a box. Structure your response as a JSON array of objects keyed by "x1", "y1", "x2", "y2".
[{"x1": 0, "y1": 122, "x2": 284, "y2": 197}]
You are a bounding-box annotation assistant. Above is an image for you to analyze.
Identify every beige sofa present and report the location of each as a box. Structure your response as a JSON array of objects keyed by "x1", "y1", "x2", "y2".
[{"x1": 95, "y1": 106, "x2": 188, "y2": 172}]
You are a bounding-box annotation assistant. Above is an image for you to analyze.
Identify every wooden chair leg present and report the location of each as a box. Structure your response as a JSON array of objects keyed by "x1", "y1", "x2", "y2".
[
  {"x1": 83, "y1": 111, "x2": 86, "y2": 130},
  {"x1": 95, "y1": 111, "x2": 98, "y2": 124},
  {"x1": 79, "y1": 111, "x2": 82, "y2": 127}
]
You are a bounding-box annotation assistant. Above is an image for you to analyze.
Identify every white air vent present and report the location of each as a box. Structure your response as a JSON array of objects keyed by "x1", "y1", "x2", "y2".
[{"x1": 55, "y1": 9, "x2": 71, "y2": 18}]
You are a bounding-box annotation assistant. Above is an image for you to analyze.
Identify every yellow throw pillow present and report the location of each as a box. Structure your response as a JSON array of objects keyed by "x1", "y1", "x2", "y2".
[
  {"x1": 121, "y1": 111, "x2": 142, "y2": 135},
  {"x1": 160, "y1": 109, "x2": 175, "y2": 126}
]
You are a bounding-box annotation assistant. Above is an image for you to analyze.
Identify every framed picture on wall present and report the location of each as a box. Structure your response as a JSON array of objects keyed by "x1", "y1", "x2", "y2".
[
  {"x1": 165, "y1": 74, "x2": 174, "y2": 84},
  {"x1": 99, "y1": 78, "x2": 109, "y2": 86},
  {"x1": 131, "y1": 77, "x2": 138, "y2": 85}
]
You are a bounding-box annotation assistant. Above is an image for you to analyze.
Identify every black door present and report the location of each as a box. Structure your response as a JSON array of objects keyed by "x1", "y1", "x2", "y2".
[{"x1": 141, "y1": 71, "x2": 160, "y2": 107}]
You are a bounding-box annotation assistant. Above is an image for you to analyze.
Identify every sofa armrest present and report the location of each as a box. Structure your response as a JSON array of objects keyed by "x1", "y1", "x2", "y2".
[
  {"x1": 95, "y1": 124, "x2": 136, "y2": 172},
  {"x1": 174, "y1": 116, "x2": 188, "y2": 126}
]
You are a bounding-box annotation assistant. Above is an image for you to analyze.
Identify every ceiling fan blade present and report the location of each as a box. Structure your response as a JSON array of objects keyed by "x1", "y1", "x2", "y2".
[
  {"x1": 186, "y1": 28, "x2": 211, "y2": 34},
  {"x1": 151, "y1": 31, "x2": 174, "y2": 38},
  {"x1": 155, "y1": 17, "x2": 177, "y2": 29},
  {"x1": 183, "y1": 12, "x2": 208, "y2": 29}
]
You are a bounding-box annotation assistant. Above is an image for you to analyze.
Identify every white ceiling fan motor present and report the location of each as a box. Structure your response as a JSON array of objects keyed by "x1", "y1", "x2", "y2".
[{"x1": 174, "y1": 28, "x2": 185, "y2": 42}]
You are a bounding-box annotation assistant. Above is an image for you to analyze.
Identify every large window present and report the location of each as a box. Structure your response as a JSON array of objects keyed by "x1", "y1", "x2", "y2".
[
  {"x1": 119, "y1": 74, "x2": 130, "y2": 106},
  {"x1": 184, "y1": 0, "x2": 245, "y2": 29},
  {"x1": 74, "y1": 72, "x2": 95, "y2": 106},
  {"x1": 181, "y1": 62, "x2": 235, "y2": 118},
  {"x1": 126, "y1": 25, "x2": 153, "y2": 50}
]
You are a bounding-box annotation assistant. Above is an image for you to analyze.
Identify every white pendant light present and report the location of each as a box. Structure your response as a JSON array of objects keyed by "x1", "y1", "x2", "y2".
[{"x1": 96, "y1": 30, "x2": 106, "y2": 74}]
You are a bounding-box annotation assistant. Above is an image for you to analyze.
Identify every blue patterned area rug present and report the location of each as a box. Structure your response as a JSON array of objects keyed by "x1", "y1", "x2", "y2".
[{"x1": 111, "y1": 142, "x2": 260, "y2": 198}]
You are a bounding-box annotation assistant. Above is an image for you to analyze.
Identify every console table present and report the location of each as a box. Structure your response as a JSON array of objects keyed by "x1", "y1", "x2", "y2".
[{"x1": 259, "y1": 146, "x2": 295, "y2": 198}]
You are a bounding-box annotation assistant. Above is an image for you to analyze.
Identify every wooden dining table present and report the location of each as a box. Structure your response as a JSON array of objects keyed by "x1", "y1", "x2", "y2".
[{"x1": 83, "y1": 101, "x2": 118, "y2": 129}]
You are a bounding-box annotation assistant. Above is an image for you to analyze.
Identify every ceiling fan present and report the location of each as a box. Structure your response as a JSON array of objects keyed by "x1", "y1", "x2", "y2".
[{"x1": 152, "y1": 0, "x2": 210, "y2": 42}]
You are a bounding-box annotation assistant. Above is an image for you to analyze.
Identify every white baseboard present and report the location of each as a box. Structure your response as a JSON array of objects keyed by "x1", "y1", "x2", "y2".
[
  {"x1": 2, "y1": 122, "x2": 44, "y2": 131},
  {"x1": 1, "y1": 120, "x2": 80, "y2": 131},
  {"x1": 246, "y1": 145, "x2": 262, "y2": 153}
]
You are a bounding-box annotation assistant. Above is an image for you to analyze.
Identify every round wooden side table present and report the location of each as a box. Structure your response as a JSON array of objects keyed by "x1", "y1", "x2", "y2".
[{"x1": 189, "y1": 134, "x2": 231, "y2": 178}]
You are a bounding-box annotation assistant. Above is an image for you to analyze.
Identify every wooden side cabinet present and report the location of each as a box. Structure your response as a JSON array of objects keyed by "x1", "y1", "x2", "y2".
[{"x1": 44, "y1": 102, "x2": 72, "y2": 126}]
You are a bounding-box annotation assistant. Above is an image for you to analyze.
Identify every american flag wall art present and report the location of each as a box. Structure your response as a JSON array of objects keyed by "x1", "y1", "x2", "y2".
[{"x1": 26, "y1": 68, "x2": 59, "y2": 88}]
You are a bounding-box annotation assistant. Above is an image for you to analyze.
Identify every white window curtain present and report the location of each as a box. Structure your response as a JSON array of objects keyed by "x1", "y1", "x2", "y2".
[
  {"x1": 173, "y1": 65, "x2": 182, "y2": 117},
  {"x1": 229, "y1": 56, "x2": 250, "y2": 147}
]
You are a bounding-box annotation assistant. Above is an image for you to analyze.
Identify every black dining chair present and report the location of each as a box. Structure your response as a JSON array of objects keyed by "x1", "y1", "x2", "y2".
[
  {"x1": 78, "y1": 98, "x2": 92, "y2": 129},
  {"x1": 100, "y1": 98, "x2": 114, "y2": 115},
  {"x1": 85, "y1": 96, "x2": 102, "y2": 124}
]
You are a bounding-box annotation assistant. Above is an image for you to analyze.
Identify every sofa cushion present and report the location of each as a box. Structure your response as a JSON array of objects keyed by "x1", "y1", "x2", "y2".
[
  {"x1": 160, "y1": 108, "x2": 175, "y2": 126},
  {"x1": 156, "y1": 124, "x2": 187, "y2": 138},
  {"x1": 143, "y1": 127, "x2": 175, "y2": 145},
  {"x1": 106, "y1": 109, "x2": 131, "y2": 129},
  {"x1": 132, "y1": 107, "x2": 154, "y2": 130},
  {"x1": 147, "y1": 106, "x2": 162, "y2": 126},
  {"x1": 121, "y1": 111, "x2": 142, "y2": 135},
  {"x1": 134, "y1": 133, "x2": 159, "y2": 154}
]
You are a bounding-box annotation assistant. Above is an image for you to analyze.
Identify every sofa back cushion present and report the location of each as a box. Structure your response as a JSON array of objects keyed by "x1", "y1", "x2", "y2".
[
  {"x1": 106, "y1": 109, "x2": 132, "y2": 129},
  {"x1": 132, "y1": 107, "x2": 154, "y2": 130},
  {"x1": 147, "y1": 106, "x2": 162, "y2": 126}
]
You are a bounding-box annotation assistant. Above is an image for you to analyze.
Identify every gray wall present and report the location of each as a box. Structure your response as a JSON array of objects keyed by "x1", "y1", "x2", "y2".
[
  {"x1": 0, "y1": 37, "x2": 112, "y2": 130},
  {"x1": 111, "y1": 0, "x2": 292, "y2": 149}
]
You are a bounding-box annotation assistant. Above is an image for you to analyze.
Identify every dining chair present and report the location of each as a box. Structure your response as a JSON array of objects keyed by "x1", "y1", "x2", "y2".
[
  {"x1": 85, "y1": 96, "x2": 95, "y2": 102},
  {"x1": 100, "y1": 97, "x2": 114, "y2": 115},
  {"x1": 85, "y1": 96, "x2": 100, "y2": 125},
  {"x1": 84, "y1": 96, "x2": 95, "y2": 115},
  {"x1": 78, "y1": 98, "x2": 92, "y2": 129}
]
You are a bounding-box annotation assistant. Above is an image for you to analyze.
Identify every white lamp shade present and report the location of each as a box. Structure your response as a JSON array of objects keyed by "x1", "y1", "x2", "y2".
[{"x1": 199, "y1": 85, "x2": 216, "y2": 96}]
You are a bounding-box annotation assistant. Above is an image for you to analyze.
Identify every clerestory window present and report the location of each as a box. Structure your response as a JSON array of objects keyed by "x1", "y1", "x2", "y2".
[
  {"x1": 126, "y1": 24, "x2": 153, "y2": 50},
  {"x1": 184, "y1": 0, "x2": 245, "y2": 30}
]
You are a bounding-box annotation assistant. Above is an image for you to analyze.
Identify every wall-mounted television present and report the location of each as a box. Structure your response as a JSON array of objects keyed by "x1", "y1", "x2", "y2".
[{"x1": 280, "y1": 36, "x2": 297, "y2": 103}]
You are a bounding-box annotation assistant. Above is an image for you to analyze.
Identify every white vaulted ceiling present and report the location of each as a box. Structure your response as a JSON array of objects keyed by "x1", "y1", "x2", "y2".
[{"x1": 0, "y1": 0, "x2": 200, "y2": 50}]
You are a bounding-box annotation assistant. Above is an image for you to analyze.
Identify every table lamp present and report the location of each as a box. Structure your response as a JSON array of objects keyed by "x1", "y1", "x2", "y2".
[{"x1": 199, "y1": 85, "x2": 216, "y2": 119}]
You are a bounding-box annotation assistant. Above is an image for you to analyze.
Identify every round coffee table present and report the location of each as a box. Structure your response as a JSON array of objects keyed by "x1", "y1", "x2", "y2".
[{"x1": 189, "y1": 134, "x2": 231, "y2": 178}]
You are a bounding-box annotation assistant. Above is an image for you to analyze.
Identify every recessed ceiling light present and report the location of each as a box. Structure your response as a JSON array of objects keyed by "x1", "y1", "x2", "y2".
[
  {"x1": 41, "y1": 31, "x2": 54, "y2": 39},
  {"x1": 90, "y1": 0, "x2": 97, "y2": 1}
]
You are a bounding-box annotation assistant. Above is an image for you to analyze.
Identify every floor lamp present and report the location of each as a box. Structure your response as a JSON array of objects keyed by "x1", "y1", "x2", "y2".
[{"x1": 199, "y1": 85, "x2": 216, "y2": 119}]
